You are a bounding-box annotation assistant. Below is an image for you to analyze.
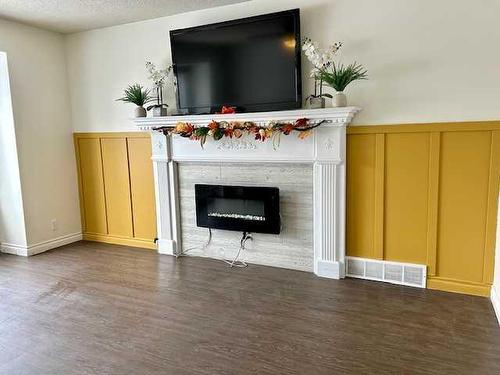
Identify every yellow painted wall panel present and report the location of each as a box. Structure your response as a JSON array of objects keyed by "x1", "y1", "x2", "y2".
[
  {"x1": 347, "y1": 134, "x2": 376, "y2": 258},
  {"x1": 436, "y1": 131, "x2": 491, "y2": 283},
  {"x1": 384, "y1": 132, "x2": 430, "y2": 264},
  {"x1": 347, "y1": 122, "x2": 500, "y2": 296},
  {"x1": 100, "y1": 138, "x2": 134, "y2": 238},
  {"x1": 77, "y1": 138, "x2": 107, "y2": 234},
  {"x1": 75, "y1": 132, "x2": 156, "y2": 250},
  {"x1": 127, "y1": 137, "x2": 157, "y2": 241}
]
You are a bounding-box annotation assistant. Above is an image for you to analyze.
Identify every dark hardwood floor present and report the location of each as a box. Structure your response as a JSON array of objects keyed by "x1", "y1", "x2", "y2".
[{"x1": 1, "y1": 241, "x2": 499, "y2": 374}]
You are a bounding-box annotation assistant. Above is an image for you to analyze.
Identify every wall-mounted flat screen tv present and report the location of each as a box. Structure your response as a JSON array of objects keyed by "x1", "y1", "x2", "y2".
[{"x1": 170, "y1": 9, "x2": 301, "y2": 114}]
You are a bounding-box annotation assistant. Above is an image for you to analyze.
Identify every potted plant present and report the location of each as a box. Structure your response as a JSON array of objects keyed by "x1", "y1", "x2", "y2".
[
  {"x1": 116, "y1": 84, "x2": 154, "y2": 117},
  {"x1": 302, "y1": 38, "x2": 340, "y2": 108},
  {"x1": 318, "y1": 62, "x2": 367, "y2": 107},
  {"x1": 146, "y1": 61, "x2": 172, "y2": 117},
  {"x1": 302, "y1": 38, "x2": 367, "y2": 108}
]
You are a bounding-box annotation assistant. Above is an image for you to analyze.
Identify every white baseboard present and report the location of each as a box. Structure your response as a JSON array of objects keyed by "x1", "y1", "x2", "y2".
[
  {"x1": 0, "y1": 242, "x2": 27, "y2": 256},
  {"x1": 491, "y1": 285, "x2": 500, "y2": 326},
  {"x1": 1, "y1": 232, "x2": 82, "y2": 257}
]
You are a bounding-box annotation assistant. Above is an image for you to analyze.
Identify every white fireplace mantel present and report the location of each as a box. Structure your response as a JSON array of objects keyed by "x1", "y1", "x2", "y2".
[{"x1": 134, "y1": 107, "x2": 360, "y2": 279}]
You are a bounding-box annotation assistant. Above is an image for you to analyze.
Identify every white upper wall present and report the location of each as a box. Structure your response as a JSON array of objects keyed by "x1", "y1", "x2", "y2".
[
  {"x1": 0, "y1": 19, "x2": 81, "y2": 246},
  {"x1": 0, "y1": 52, "x2": 27, "y2": 247},
  {"x1": 65, "y1": 0, "x2": 500, "y2": 131}
]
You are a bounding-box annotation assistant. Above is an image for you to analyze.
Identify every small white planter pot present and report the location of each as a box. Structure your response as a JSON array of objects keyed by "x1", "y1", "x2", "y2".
[
  {"x1": 152, "y1": 106, "x2": 168, "y2": 117},
  {"x1": 134, "y1": 106, "x2": 147, "y2": 118},
  {"x1": 309, "y1": 96, "x2": 326, "y2": 109},
  {"x1": 333, "y1": 92, "x2": 347, "y2": 107}
]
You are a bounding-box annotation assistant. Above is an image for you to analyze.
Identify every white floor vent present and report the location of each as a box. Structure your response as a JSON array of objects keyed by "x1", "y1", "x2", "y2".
[{"x1": 346, "y1": 256, "x2": 426, "y2": 288}]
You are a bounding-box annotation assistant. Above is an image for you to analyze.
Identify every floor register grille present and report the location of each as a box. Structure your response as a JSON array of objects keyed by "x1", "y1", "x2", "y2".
[{"x1": 346, "y1": 256, "x2": 427, "y2": 288}]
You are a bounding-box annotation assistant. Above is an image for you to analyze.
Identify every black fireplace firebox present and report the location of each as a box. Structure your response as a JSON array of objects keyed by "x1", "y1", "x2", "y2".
[{"x1": 195, "y1": 184, "x2": 280, "y2": 234}]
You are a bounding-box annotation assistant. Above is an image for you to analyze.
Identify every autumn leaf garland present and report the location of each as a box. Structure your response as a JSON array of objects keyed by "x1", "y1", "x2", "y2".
[{"x1": 154, "y1": 118, "x2": 326, "y2": 149}]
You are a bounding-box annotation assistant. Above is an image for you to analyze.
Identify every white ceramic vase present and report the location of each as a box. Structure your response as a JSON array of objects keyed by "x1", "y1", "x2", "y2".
[
  {"x1": 333, "y1": 92, "x2": 347, "y2": 107},
  {"x1": 134, "y1": 106, "x2": 147, "y2": 118}
]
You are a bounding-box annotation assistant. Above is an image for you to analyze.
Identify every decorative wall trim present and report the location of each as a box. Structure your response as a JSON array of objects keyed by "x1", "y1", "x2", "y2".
[
  {"x1": 347, "y1": 121, "x2": 500, "y2": 134},
  {"x1": 73, "y1": 132, "x2": 150, "y2": 138},
  {"x1": 1, "y1": 232, "x2": 82, "y2": 257},
  {"x1": 491, "y1": 285, "x2": 500, "y2": 326},
  {"x1": 82, "y1": 233, "x2": 156, "y2": 250},
  {"x1": 427, "y1": 277, "x2": 491, "y2": 297},
  {"x1": 136, "y1": 107, "x2": 360, "y2": 280},
  {"x1": 216, "y1": 139, "x2": 257, "y2": 151}
]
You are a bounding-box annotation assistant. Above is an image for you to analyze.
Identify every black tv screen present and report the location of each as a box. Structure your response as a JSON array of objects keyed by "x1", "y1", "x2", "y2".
[{"x1": 170, "y1": 9, "x2": 301, "y2": 114}]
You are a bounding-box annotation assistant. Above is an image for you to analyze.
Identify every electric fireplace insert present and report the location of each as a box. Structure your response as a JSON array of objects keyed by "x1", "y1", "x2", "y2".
[{"x1": 195, "y1": 184, "x2": 280, "y2": 234}]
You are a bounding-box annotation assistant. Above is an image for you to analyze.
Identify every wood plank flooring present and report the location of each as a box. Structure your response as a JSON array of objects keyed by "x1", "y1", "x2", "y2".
[{"x1": 1, "y1": 241, "x2": 499, "y2": 374}]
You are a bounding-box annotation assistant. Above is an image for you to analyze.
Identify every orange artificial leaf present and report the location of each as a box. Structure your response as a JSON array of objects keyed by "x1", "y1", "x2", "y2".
[
  {"x1": 282, "y1": 124, "x2": 294, "y2": 135},
  {"x1": 298, "y1": 130, "x2": 312, "y2": 139}
]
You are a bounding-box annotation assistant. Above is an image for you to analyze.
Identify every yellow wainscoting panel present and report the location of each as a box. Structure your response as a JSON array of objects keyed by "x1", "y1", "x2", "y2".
[
  {"x1": 346, "y1": 134, "x2": 376, "y2": 258},
  {"x1": 127, "y1": 137, "x2": 157, "y2": 241},
  {"x1": 436, "y1": 131, "x2": 491, "y2": 284},
  {"x1": 76, "y1": 138, "x2": 108, "y2": 235},
  {"x1": 347, "y1": 121, "x2": 500, "y2": 296},
  {"x1": 101, "y1": 138, "x2": 134, "y2": 238},
  {"x1": 384, "y1": 132, "x2": 430, "y2": 265},
  {"x1": 74, "y1": 132, "x2": 156, "y2": 250}
]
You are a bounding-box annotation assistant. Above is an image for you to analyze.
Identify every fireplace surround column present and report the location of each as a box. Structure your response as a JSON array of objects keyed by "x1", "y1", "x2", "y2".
[
  {"x1": 312, "y1": 125, "x2": 347, "y2": 278},
  {"x1": 150, "y1": 131, "x2": 181, "y2": 255}
]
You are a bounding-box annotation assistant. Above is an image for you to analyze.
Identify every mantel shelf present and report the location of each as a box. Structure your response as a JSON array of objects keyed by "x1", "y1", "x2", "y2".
[{"x1": 133, "y1": 107, "x2": 360, "y2": 129}]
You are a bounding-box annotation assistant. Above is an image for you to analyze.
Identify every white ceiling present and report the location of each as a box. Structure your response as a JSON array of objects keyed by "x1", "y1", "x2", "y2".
[{"x1": 0, "y1": 0, "x2": 249, "y2": 34}]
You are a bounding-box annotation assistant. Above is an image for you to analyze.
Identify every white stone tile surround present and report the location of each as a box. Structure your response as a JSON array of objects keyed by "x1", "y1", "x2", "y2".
[
  {"x1": 178, "y1": 163, "x2": 313, "y2": 271},
  {"x1": 134, "y1": 107, "x2": 360, "y2": 279}
]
